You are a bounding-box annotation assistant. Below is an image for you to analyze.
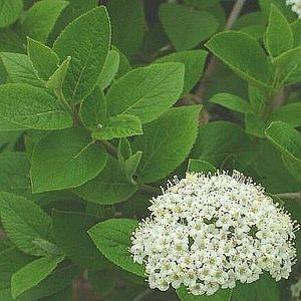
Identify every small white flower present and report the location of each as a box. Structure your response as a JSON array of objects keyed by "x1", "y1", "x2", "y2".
[
  {"x1": 286, "y1": 0, "x2": 301, "y2": 18},
  {"x1": 130, "y1": 171, "x2": 299, "y2": 296}
]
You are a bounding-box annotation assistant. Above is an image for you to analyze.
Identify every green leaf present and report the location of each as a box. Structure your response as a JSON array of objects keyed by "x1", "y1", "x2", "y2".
[
  {"x1": 11, "y1": 255, "x2": 64, "y2": 299},
  {"x1": 0, "y1": 192, "x2": 51, "y2": 256},
  {"x1": 291, "y1": 19, "x2": 301, "y2": 46},
  {"x1": 259, "y1": 0, "x2": 297, "y2": 22},
  {"x1": 0, "y1": 28, "x2": 24, "y2": 53},
  {"x1": 88, "y1": 218, "x2": 145, "y2": 277},
  {"x1": 0, "y1": 152, "x2": 30, "y2": 196},
  {"x1": 187, "y1": 159, "x2": 216, "y2": 173},
  {"x1": 107, "y1": 0, "x2": 145, "y2": 59},
  {"x1": 0, "y1": 131, "x2": 22, "y2": 152},
  {"x1": 265, "y1": 121, "x2": 301, "y2": 160},
  {"x1": 210, "y1": 93, "x2": 252, "y2": 113},
  {"x1": 27, "y1": 37, "x2": 59, "y2": 81},
  {"x1": 191, "y1": 121, "x2": 255, "y2": 168},
  {"x1": 206, "y1": 31, "x2": 273, "y2": 89},
  {"x1": 79, "y1": 87, "x2": 107, "y2": 130},
  {"x1": 245, "y1": 113, "x2": 266, "y2": 138},
  {"x1": 252, "y1": 141, "x2": 301, "y2": 194},
  {"x1": 0, "y1": 52, "x2": 43, "y2": 87},
  {"x1": 16, "y1": 265, "x2": 79, "y2": 301},
  {"x1": 265, "y1": 121, "x2": 301, "y2": 181},
  {"x1": 124, "y1": 151, "x2": 143, "y2": 184},
  {"x1": 133, "y1": 106, "x2": 201, "y2": 183},
  {"x1": 98, "y1": 49, "x2": 120, "y2": 90},
  {"x1": 117, "y1": 138, "x2": 132, "y2": 163},
  {"x1": 156, "y1": 50, "x2": 208, "y2": 95},
  {"x1": 52, "y1": 210, "x2": 108, "y2": 270},
  {"x1": 31, "y1": 127, "x2": 107, "y2": 193},
  {"x1": 74, "y1": 156, "x2": 138, "y2": 205},
  {"x1": 53, "y1": 6, "x2": 111, "y2": 103},
  {"x1": 234, "y1": 12, "x2": 266, "y2": 30},
  {"x1": 272, "y1": 46, "x2": 301, "y2": 85},
  {"x1": 233, "y1": 274, "x2": 280, "y2": 301},
  {"x1": 0, "y1": 83, "x2": 73, "y2": 131},
  {"x1": 0, "y1": 247, "x2": 32, "y2": 300},
  {"x1": 48, "y1": 0, "x2": 98, "y2": 39},
  {"x1": 248, "y1": 84, "x2": 266, "y2": 115},
  {"x1": 46, "y1": 56, "x2": 71, "y2": 91},
  {"x1": 31, "y1": 239, "x2": 62, "y2": 257},
  {"x1": 240, "y1": 25, "x2": 265, "y2": 41},
  {"x1": 269, "y1": 103, "x2": 301, "y2": 128},
  {"x1": 92, "y1": 114, "x2": 143, "y2": 140},
  {"x1": 207, "y1": 3, "x2": 226, "y2": 29},
  {"x1": 107, "y1": 63, "x2": 184, "y2": 124},
  {"x1": 23, "y1": 0, "x2": 69, "y2": 43},
  {"x1": 41, "y1": 287, "x2": 72, "y2": 301},
  {"x1": 265, "y1": 5, "x2": 293, "y2": 57},
  {"x1": 24, "y1": 130, "x2": 49, "y2": 160},
  {"x1": 113, "y1": 46, "x2": 132, "y2": 79},
  {"x1": 159, "y1": 3, "x2": 218, "y2": 51},
  {"x1": 0, "y1": 0, "x2": 23, "y2": 28},
  {"x1": 177, "y1": 286, "x2": 232, "y2": 301},
  {"x1": 183, "y1": 0, "x2": 220, "y2": 9}
]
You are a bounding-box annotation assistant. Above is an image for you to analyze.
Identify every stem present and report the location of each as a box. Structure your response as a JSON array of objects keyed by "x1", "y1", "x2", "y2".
[
  {"x1": 100, "y1": 140, "x2": 118, "y2": 157},
  {"x1": 132, "y1": 289, "x2": 153, "y2": 301},
  {"x1": 141, "y1": 184, "x2": 161, "y2": 194},
  {"x1": 195, "y1": 0, "x2": 246, "y2": 102},
  {"x1": 224, "y1": 0, "x2": 247, "y2": 30},
  {"x1": 228, "y1": 289, "x2": 234, "y2": 301},
  {"x1": 276, "y1": 192, "x2": 301, "y2": 200}
]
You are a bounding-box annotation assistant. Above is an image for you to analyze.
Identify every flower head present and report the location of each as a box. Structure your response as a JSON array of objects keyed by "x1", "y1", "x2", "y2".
[
  {"x1": 286, "y1": 0, "x2": 301, "y2": 18},
  {"x1": 130, "y1": 171, "x2": 299, "y2": 296}
]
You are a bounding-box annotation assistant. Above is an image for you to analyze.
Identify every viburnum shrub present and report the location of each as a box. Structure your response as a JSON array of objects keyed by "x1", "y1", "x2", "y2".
[{"x1": 0, "y1": 0, "x2": 300, "y2": 301}]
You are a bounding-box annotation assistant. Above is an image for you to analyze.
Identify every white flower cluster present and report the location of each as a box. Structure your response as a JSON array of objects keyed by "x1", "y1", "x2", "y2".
[
  {"x1": 291, "y1": 276, "x2": 301, "y2": 300},
  {"x1": 130, "y1": 171, "x2": 299, "y2": 296},
  {"x1": 287, "y1": 0, "x2": 301, "y2": 18}
]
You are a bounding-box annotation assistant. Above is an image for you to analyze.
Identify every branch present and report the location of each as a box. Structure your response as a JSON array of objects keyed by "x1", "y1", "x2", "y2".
[
  {"x1": 276, "y1": 192, "x2": 301, "y2": 200},
  {"x1": 132, "y1": 289, "x2": 154, "y2": 301},
  {"x1": 224, "y1": 0, "x2": 247, "y2": 30},
  {"x1": 195, "y1": 0, "x2": 247, "y2": 103},
  {"x1": 100, "y1": 140, "x2": 118, "y2": 157}
]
